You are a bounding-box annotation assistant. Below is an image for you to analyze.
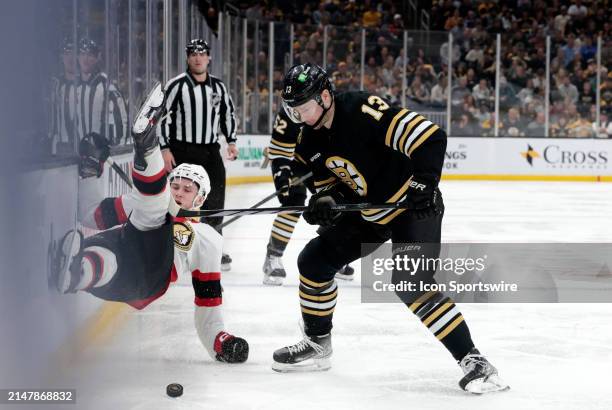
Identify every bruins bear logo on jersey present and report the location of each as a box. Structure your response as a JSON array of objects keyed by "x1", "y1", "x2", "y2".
[
  {"x1": 173, "y1": 222, "x2": 195, "y2": 251},
  {"x1": 325, "y1": 156, "x2": 368, "y2": 196}
]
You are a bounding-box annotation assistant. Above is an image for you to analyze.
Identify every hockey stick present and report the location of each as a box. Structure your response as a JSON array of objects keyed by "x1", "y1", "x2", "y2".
[
  {"x1": 171, "y1": 200, "x2": 411, "y2": 219},
  {"x1": 107, "y1": 157, "x2": 133, "y2": 188},
  {"x1": 219, "y1": 171, "x2": 313, "y2": 228}
]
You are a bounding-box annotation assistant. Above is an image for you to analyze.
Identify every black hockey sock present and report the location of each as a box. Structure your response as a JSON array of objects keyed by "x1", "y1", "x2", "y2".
[
  {"x1": 267, "y1": 212, "x2": 300, "y2": 256},
  {"x1": 299, "y1": 275, "x2": 337, "y2": 336},
  {"x1": 409, "y1": 291, "x2": 475, "y2": 361}
]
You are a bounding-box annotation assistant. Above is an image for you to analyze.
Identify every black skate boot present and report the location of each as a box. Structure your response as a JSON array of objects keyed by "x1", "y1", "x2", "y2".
[
  {"x1": 214, "y1": 331, "x2": 249, "y2": 363},
  {"x1": 335, "y1": 264, "x2": 354, "y2": 281},
  {"x1": 458, "y1": 348, "x2": 509, "y2": 394},
  {"x1": 48, "y1": 230, "x2": 84, "y2": 294},
  {"x1": 131, "y1": 82, "x2": 166, "y2": 171},
  {"x1": 262, "y1": 252, "x2": 287, "y2": 286},
  {"x1": 272, "y1": 333, "x2": 332, "y2": 372}
]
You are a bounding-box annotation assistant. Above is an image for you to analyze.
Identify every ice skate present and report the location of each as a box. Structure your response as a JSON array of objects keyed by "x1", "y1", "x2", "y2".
[
  {"x1": 458, "y1": 348, "x2": 509, "y2": 394},
  {"x1": 262, "y1": 253, "x2": 287, "y2": 286},
  {"x1": 131, "y1": 82, "x2": 166, "y2": 170},
  {"x1": 272, "y1": 333, "x2": 332, "y2": 372},
  {"x1": 335, "y1": 264, "x2": 354, "y2": 281},
  {"x1": 48, "y1": 230, "x2": 84, "y2": 294},
  {"x1": 221, "y1": 253, "x2": 232, "y2": 271}
]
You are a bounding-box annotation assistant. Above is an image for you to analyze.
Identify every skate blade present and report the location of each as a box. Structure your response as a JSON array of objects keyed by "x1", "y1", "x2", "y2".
[
  {"x1": 58, "y1": 231, "x2": 82, "y2": 293},
  {"x1": 272, "y1": 357, "x2": 331, "y2": 373},
  {"x1": 262, "y1": 276, "x2": 284, "y2": 286},
  {"x1": 334, "y1": 272, "x2": 354, "y2": 281},
  {"x1": 463, "y1": 375, "x2": 510, "y2": 394}
]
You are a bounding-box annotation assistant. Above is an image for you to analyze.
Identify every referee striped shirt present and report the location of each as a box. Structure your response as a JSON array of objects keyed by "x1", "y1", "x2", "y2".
[
  {"x1": 75, "y1": 70, "x2": 128, "y2": 145},
  {"x1": 157, "y1": 71, "x2": 237, "y2": 148},
  {"x1": 49, "y1": 75, "x2": 78, "y2": 152}
]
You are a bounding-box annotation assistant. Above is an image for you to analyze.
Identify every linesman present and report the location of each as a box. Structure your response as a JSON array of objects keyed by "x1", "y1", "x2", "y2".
[{"x1": 158, "y1": 38, "x2": 238, "y2": 270}]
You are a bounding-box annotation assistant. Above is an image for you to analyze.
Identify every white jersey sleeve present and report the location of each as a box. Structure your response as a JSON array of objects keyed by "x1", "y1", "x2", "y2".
[{"x1": 172, "y1": 218, "x2": 225, "y2": 359}]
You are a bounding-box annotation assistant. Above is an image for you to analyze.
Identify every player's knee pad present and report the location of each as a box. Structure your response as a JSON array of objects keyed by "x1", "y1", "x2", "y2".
[{"x1": 298, "y1": 238, "x2": 343, "y2": 284}]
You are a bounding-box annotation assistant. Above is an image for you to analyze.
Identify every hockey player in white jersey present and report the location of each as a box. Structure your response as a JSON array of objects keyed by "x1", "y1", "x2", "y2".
[{"x1": 49, "y1": 83, "x2": 248, "y2": 363}]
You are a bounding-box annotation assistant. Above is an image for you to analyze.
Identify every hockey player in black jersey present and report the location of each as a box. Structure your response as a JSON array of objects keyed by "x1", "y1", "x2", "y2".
[
  {"x1": 263, "y1": 108, "x2": 354, "y2": 285},
  {"x1": 271, "y1": 63, "x2": 508, "y2": 394}
]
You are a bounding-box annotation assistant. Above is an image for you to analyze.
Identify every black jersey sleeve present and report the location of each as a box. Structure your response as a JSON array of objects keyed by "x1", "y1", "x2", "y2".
[
  {"x1": 268, "y1": 110, "x2": 301, "y2": 174},
  {"x1": 359, "y1": 93, "x2": 447, "y2": 178}
]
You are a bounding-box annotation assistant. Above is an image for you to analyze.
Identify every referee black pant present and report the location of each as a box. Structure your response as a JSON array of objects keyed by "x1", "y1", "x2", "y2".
[{"x1": 169, "y1": 140, "x2": 226, "y2": 234}]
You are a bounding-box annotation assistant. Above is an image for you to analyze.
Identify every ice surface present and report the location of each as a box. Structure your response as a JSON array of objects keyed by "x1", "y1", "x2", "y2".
[{"x1": 58, "y1": 181, "x2": 612, "y2": 410}]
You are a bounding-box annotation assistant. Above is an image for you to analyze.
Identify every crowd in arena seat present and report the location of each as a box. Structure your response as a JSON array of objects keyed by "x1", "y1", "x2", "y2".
[{"x1": 241, "y1": 0, "x2": 611, "y2": 137}]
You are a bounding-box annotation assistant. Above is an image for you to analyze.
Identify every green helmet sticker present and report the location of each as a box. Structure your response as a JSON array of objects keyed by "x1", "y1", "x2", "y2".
[{"x1": 297, "y1": 73, "x2": 308, "y2": 82}]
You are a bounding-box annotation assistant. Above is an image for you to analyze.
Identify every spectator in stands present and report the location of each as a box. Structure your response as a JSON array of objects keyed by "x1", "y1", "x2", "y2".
[
  {"x1": 527, "y1": 111, "x2": 547, "y2": 137},
  {"x1": 379, "y1": 55, "x2": 397, "y2": 88},
  {"x1": 430, "y1": 75, "x2": 448, "y2": 107},
  {"x1": 568, "y1": 111, "x2": 596, "y2": 138},
  {"x1": 554, "y1": 5, "x2": 571, "y2": 35},
  {"x1": 551, "y1": 115, "x2": 571, "y2": 137},
  {"x1": 593, "y1": 113, "x2": 612, "y2": 138},
  {"x1": 332, "y1": 61, "x2": 352, "y2": 92},
  {"x1": 471, "y1": 78, "x2": 490, "y2": 104},
  {"x1": 362, "y1": 2, "x2": 382, "y2": 28},
  {"x1": 517, "y1": 79, "x2": 536, "y2": 108},
  {"x1": 557, "y1": 73, "x2": 579, "y2": 104},
  {"x1": 578, "y1": 81, "x2": 596, "y2": 116},
  {"x1": 454, "y1": 113, "x2": 478, "y2": 136},
  {"x1": 503, "y1": 107, "x2": 526, "y2": 137},
  {"x1": 465, "y1": 42, "x2": 485, "y2": 69},
  {"x1": 407, "y1": 75, "x2": 429, "y2": 104},
  {"x1": 562, "y1": 33, "x2": 581, "y2": 68},
  {"x1": 451, "y1": 76, "x2": 471, "y2": 107}
]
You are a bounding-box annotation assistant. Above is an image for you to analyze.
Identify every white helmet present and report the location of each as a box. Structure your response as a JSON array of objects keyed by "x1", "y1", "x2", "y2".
[{"x1": 169, "y1": 163, "x2": 211, "y2": 201}]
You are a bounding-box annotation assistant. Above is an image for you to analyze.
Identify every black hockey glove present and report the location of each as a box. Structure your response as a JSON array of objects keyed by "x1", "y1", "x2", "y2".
[
  {"x1": 79, "y1": 132, "x2": 111, "y2": 178},
  {"x1": 303, "y1": 189, "x2": 341, "y2": 226},
  {"x1": 273, "y1": 165, "x2": 293, "y2": 204},
  {"x1": 214, "y1": 332, "x2": 249, "y2": 363},
  {"x1": 402, "y1": 174, "x2": 443, "y2": 220}
]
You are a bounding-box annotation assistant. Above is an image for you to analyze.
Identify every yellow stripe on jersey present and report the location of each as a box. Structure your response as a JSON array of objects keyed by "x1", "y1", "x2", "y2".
[
  {"x1": 376, "y1": 208, "x2": 407, "y2": 224},
  {"x1": 385, "y1": 109, "x2": 409, "y2": 147},
  {"x1": 268, "y1": 148, "x2": 294, "y2": 158},
  {"x1": 407, "y1": 125, "x2": 439, "y2": 157},
  {"x1": 270, "y1": 138, "x2": 296, "y2": 148},
  {"x1": 397, "y1": 115, "x2": 425, "y2": 153},
  {"x1": 314, "y1": 177, "x2": 337, "y2": 187},
  {"x1": 388, "y1": 177, "x2": 412, "y2": 202},
  {"x1": 294, "y1": 152, "x2": 307, "y2": 164}
]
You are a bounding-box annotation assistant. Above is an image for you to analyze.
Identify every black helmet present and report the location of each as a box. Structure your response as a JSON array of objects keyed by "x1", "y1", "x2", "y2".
[
  {"x1": 281, "y1": 63, "x2": 332, "y2": 108},
  {"x1": 78, "y1": 38, "x2": 99, "y2": 55},
  {"x1": 185, "y1": 38, "x2": 210, "y2": 55}
]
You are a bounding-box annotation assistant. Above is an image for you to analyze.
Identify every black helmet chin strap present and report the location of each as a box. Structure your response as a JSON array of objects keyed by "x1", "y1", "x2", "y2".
[{"x1": 311, "y1": 92, "x2": 334, "y2": 129}]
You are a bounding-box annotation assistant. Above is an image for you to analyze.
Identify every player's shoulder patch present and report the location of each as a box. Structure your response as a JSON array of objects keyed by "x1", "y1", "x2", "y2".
[{"x1": 173, "y1": 221, "x2": 195, "y2": 251}]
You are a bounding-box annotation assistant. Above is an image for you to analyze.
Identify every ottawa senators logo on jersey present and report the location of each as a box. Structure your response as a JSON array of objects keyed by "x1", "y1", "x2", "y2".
[
  {"x1": 173, "y1": 222, "x2": 194, "y2": 251},
  {"x1": 325, "y1": 156, "x2": 368, "y2": 196}
]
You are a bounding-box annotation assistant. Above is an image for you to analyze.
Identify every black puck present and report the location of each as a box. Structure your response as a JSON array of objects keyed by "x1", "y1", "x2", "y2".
[{"x1": 166, "y1": 383, "x2": 183, "y2": 397}]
